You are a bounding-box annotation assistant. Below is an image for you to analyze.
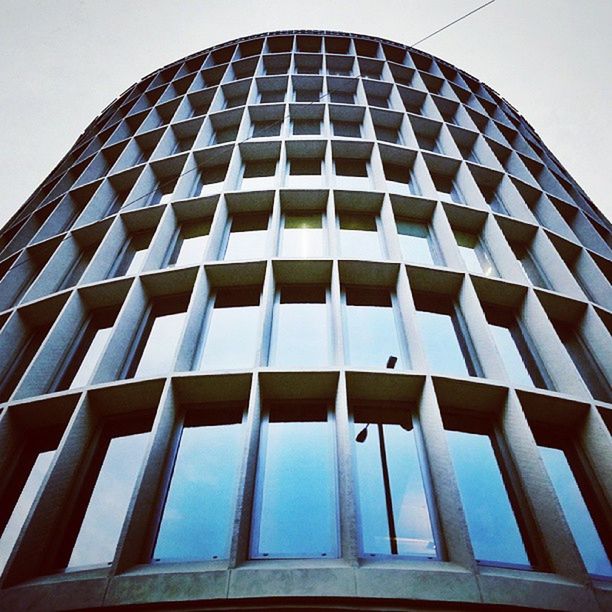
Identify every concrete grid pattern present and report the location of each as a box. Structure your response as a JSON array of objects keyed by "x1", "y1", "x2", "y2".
[{"x1": 0, "y1": 30, "x2": 610, "y2": 611}]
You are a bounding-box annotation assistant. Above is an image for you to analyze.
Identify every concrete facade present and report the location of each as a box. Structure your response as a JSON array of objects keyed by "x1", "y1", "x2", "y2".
[{"x1": 0, "y1": 31, "x2": 610, "y2": 611}]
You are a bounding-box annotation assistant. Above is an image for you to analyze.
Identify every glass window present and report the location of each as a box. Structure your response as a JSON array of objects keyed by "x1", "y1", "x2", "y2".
[
  {"x1": 0, "y1": 446, "x2": 56, "y2": 573},
  {"x1": 537, "y1": 443, "x2": 611, "y2": 577},
  {"x1": 57, "y1": 243, "x2": 96, "y2": 291},
  {"x1": 57, "y1": 308, "x2": 118, "y2": 390},
  {"x1": 509, "y1": 241, "x2": 550, "y2": 288},
  {"x1": 444, "y1": 418, "x2": 531, "y2": 567},
  {"x1": 383, "y1": 162, "x2": 418, "y2": 194},
  {"x1": 153, "y1": 407, "x2": 244, "y2": 561},
  {"x1": 480, "y1": 184, "x2": 506, "y2": 213},
  {"x1": 294, "y1": 88, "x2": 321, "y2": 102},
  {"x1": 223, "y1": 213, "x2": 269, "y2": 261},
  {"x1": 396, "y1": 219, "x2": 435, "y2": 265},
  {"x1": 167, "y1": 219, "x2": 211, "y2": 267},
  {"x1": 66, "y1": 423, "x2": 149, "y2": 568},
  {"x1": 414, "y1": 293, "x2": 475, "y2": 377},
  {"x1": 196, "y1": 287, "x2": 261, "y2": 371},
  {"x1": 211, "y1": 125, "x2": 239, "y2": 145},
  {"x1": 289, "y1": 158, "x2": 322, "y2": 176},
  {"x1": 112, "y1": 230, "x2": 153, "y2": 277},
  {"x1": 270, "y1": 286, "x2": 329, "y2": 367},
  {"x1": 195, "y1": 163, "x2": 228, "y2": 196},
  {"x1": 250, "y1": 403, "x2": 338, "y2": 558},
  {"x1": 292, "y1": 118, "x2": 321, "y2": 136},
  {"x1": 454, "y1": 230, "x2": 496, "y2": 276},
  {"x1": 280, "y1": 212, "x2": 324, "y2": 258},
  {"x1": 0, "y1": 322, "x2": 52, "y2": 402},
  {"x1": 128, "y1": 294, "x2": 189, "y2": 379},
  {"x1": 338, "y1": 212, "x2": 382, "y2": 260},
  {"x1": 374, "y1": 125, "x2": 401, "y2": 144},
  {"x1": 259, "y1": 89, "x2": 285, "y2": 104},
  {"x1": 148, "y1": 178, "x2": 177, "y2": 206},
  {"x1": 353, "y1": 407, "x2": 436, "y2": 558},
  {"x1": 344, "y1": 287, "x2": 406, "y2": 369},
  {"x1": 329, "y1": 91, "x2": 355, "y2": 104},
  {"x1": 335, "y1": 158, "x2": 368, "y2": 178},
  {"x1": 241, "y1": 159, "x2": 277, "y2": 190},
  {"x1": 485, "y1": 307, "x2": 546, "y2": 388},
  {"x1": 551, "y1": 319, "x2": 611, "y2": 403},
  {"x1": 431, "y1": 173, "x2": 463, "y2": 204}
]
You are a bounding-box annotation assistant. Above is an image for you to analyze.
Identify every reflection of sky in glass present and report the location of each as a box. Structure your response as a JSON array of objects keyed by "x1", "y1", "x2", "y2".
[
  {"x1": 224, "y1": 230, "x2": 267, "y2": 261},
  {"x1": 199, "y1": 306, "x2": 259, "y2": 370},
  {"x1": 416, "y1": 311, "x2": 468, "y2": 377},
  {"x1": 135, "y1": 312, "x2": 186, "y2": 378},
  {"x1": 174, "y1": 235, "x2": 208, "y2": 267},
  {"x1": 0, "y1": 451, "x2": 54, "y2": 573},
  {"x1": 355, "y1": 422, "x2": 435, "y2": 557},
  {"x1": 272, "y1": 303, "x2": 328, "y2": 367},
  {"x1": 488, "y1": 324, "x2": 534, "y2": 387},
  {"x1": 281, "y1": 214, "x2": 323, "y2": 258},
  {"x1": 154, "y1": 422, "x2": 242, "y2": 561},
  {"x1": 397, "y1": 222, "x2": 433, "y2": 265},
  {"x1": 446, "y1": 430, "x2": 529, "y2": 566},
  {"x1": 251, "y1": 419, "x2": 337, "y2": 558},
  {"x1": 68, "y1": 431, "x2": 148, "y2": 568},
  {"x1": 539, "y1": 446, "x2": 611, "y2": 577},
  {"x1": 346, "y1": 305, "x2": 403, "y2": 369},
  {"x1": 69, "y1": 327, "x2": 112, "y2": 388}
]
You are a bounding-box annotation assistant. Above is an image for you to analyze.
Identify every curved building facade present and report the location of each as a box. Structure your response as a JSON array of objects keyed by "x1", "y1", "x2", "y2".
[{"x1": 0, "y1": 30, "x2": 610, "y2": 611}]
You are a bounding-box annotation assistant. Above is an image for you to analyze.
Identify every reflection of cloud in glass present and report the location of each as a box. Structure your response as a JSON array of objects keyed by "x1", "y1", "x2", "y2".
[
  {"x1": 68, "y1": 432, "x2": 148, "y2": 568},
  {"x1": 154, "y1": 422, "x2": 242, "y2": 561},
  {"x1": 0, "y1": 451, "x2": 54, "y2": 572},
  {"x1": 446, "y1": 430, "x2": 529, "y2": 566}
]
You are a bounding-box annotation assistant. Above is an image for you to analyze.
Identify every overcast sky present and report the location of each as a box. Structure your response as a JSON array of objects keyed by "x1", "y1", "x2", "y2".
[{"x1": 1, "y1": 0, "x2": 610, "y2": 228}]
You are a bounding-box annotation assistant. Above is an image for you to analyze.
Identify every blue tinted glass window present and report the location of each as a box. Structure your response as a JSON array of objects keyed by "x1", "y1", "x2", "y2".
[
  {"x1": 344, "y1": 288, "x2": 406, "y2": 369},
  {"x1": 489, "y1": 324, "x2": 534, "y2": 387},
  {"x1": 197, "y1": 287, "x2": 261, "y2": 370},
  {"x1": 396, "y1": 220, "x2": 434, "y2": 265},
  {"x1": 270, "y1": 286, "x2": 329, "y2": 368},
  {"x1": 250, "y1": 405, "x2": 338, "y2": 558},
  {"x1": 354, "y1": 410, "x2": 436, "y2": 558},
  {"x1": 154, "y1": 410, "x2": 243, "y2": 561},
  {"x1": 539, "y1": 445, "x2": 611, "y2": 577},
  {"x1": 446, "y1": 428, "x2": 530, "y2": 567},
  {"x1": 68, "y1": 430, "x2": 149, "y2": 568}
]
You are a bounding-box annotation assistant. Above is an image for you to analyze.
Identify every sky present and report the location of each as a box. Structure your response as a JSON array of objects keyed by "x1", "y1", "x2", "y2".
[{"x1": 1, "y1": 0, "x2": 611, "y2": 229}]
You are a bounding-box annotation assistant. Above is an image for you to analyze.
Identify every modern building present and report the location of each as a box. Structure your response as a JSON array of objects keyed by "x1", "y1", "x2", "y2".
[{"x1": 0, "y1": 30, "x2": 610, "y2": 612}]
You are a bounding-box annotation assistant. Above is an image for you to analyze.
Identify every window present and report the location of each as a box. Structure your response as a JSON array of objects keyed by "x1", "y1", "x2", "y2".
[
  {"x1": 55, "y1": 307, "x2": 118, "y2": 390},
  {"x1": 374, "y1": 124, "x2": 402, "y2": 144},
  {"x1": 431, "y1": 172, "x2": 463, "y2": 204},
  {"x1": 112, "y1": 229, "x2": 153, "y2": 277},
  {"x1": 344, "y1": 287, "x2": 406, "y2": 369},
  {"x1": 0, "y1": 436, "x2": 60, "y2": 573},
  {"x1": 60, "y1": 419, "x2": 150, "y2": 568},
  {"x1": 480, "y1": 184, "x2": 506, "y2": 213},
  {"x1": 366, "y1": 93, "x2": 389, "y2": 109},
  {"x1": 270, "y1": 286, "x2": 329, "y2": 367},
  {"x1": 0, "y1": 322, "x2": 52, "y2": 402},
  {"x1": 444, "y1": 415, "x2": 532, "y2": 568},
  {"x1": 291, "y1": 118, "x2": 321, "y2": 136},
  {"x1": 250, "y1": 403, "x2": 338, "y2": 558},
  {"x1": 211, "y1": 124, "x2": 239, "y2": 145},
  {"x1": 252, "y1": 119, "x2": 281, "y2": 138},
  {"x1": 259, "y1": 89, "x2": 285, "y2": 104},
  {"x1": 166, "y1": 219, "x2": 211, "y2": 267},
  {"x1": 414, "y1": 293, "x2": 476, "y2": 377},
  {"x1": 396, "y1": 219, "x2": 435, "y2": 265},
  {"x1": 223, "y1": 212, "x2": 269, "y2": 261},
  {"x1": 280, "y1": 211, "x2": 324, "y2": 258},
  {"x1": 195, "y1": 286, "x2": 261, "y2": 371},
  {"x1": 329, "y1": 91, "x2": 354, "y2": 104},
  {"x1": 415, "y1": 133, "x2": 440, "y2": 153},
  {"x1": 147, "y1": 178, "x2": 177, "y2": 206},
  {"x1": 195, "y1": 163, "x2": 228, "y2": 196},
  {"x1": 126, "y1": 294, "x2": 189, "y2": 378},
  {"x1": 153, "y1": 406, "x2": 244, "y2": 561},
  {"x1": 338, "y1": 212, "x2": 382, "y2": 260},
  {"x1": 335, "y1": 158, "x2": 368, "y2": 178},
  {"x1": 332, "y1": 120, "x2": 361, "y2": 138},
  {"x1": 294, "y1": 87, "x2": 321, "y2": 102},
  {"x1": 532, "y1": 427, "x2": 612, "y2": 578},
  {"x1": 454, "y1": 230, "x2": 496, "y2": 276},
  {"x1": 485, "y1": 306, "x2": 547, "y2": 388},
  {"x1": 286, "y1": 158, "x2": 323, "y2": 188},
  {"x1": 353, "y1": 407, "x2": 436, "y2": 558},
  {"x1": 241, "y1": 159, "x2": 277, "y2": 190},
  {"x1": 550, "y1": 319, "x2": 611, "y2": 403},
  {"x1": 172, "y1": 135, "x2": 195, "y2": 154},
  {"x1": 509, "y1": 241, "x2": 550, "y2": 288},
  {"x1": 383, "y1": 162, "x2": 418, "y2": 194},
  {"x1": 57, "y1": 243, "x2": 97, "y2": 291}
]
